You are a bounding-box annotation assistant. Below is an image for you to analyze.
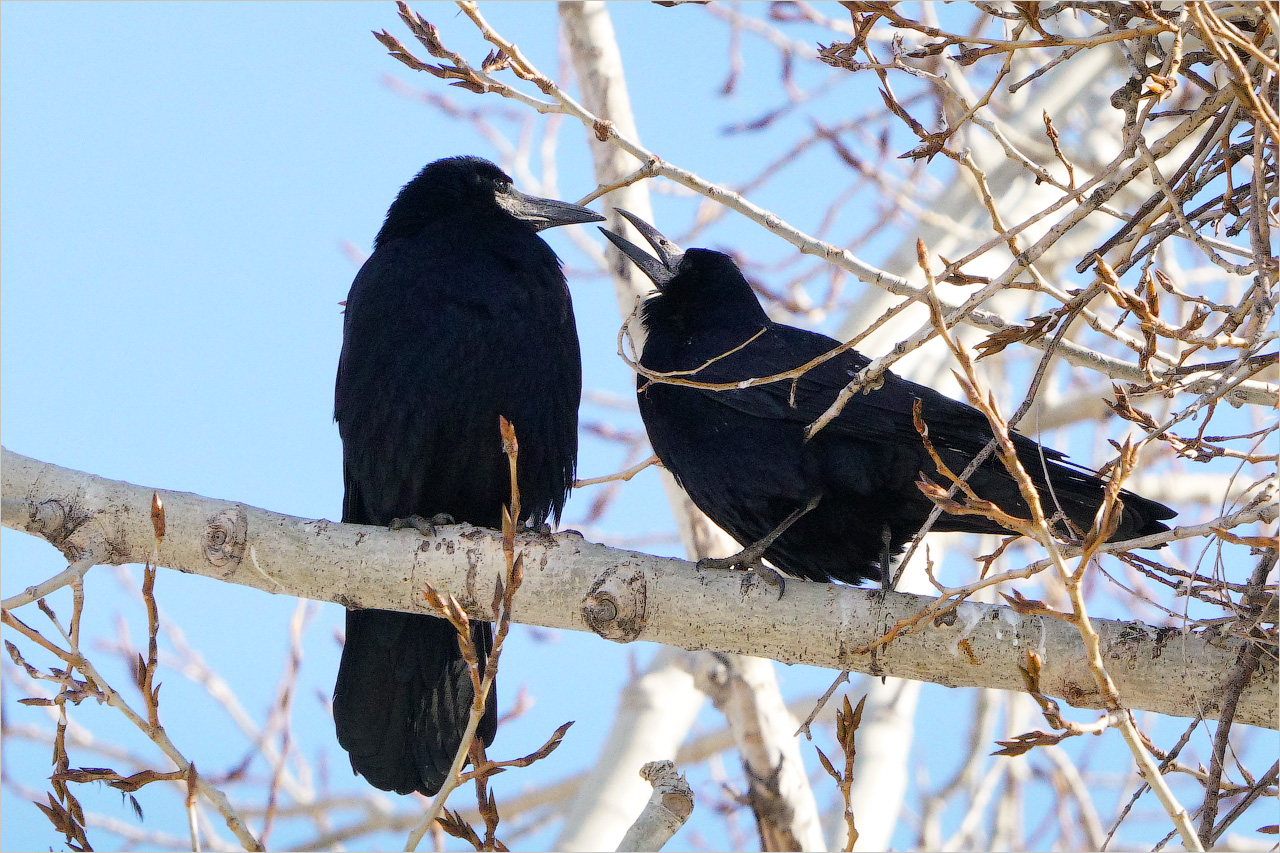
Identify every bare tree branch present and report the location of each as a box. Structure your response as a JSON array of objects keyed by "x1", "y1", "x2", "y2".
[{"x1": 4, "y1": 447, "x2": 1274, "y2": 731}]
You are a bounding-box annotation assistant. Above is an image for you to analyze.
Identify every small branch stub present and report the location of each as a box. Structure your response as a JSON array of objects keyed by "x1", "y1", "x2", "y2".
[
  {"x1": 31, "y1": 499, "x2": 72, "y2": 542},
  {"x1": 581, "y1": 564, "x2": 648, "y2": 642},
  {"x1": 615, "y1": 760, "x2": 694, "y2": 852},
  {"x1": 202, "y1": 505, "x2": 248, "y2": 575}
]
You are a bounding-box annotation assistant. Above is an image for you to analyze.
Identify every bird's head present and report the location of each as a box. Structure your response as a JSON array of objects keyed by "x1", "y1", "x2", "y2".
[
  {"x1": 601, "y1": 210, "x2": 768, "y2": 330},
  {"x1": 376, "y1": 156, "x2": 603, "y2": 248}
]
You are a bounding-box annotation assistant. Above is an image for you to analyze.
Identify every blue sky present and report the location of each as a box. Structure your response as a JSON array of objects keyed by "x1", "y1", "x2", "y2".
[
  {"x1": 0, "y1": 4, "x2": 853, "y2": 849},
  {"x1": 3, "y1": 3, "x2": 1270, "y2": 852}
]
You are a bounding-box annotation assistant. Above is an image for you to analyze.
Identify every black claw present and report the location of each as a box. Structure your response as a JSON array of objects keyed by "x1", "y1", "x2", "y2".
[
  {"x1": 698, "y1": 550, "x2": 787, "y2": 600},
  {"x1": 697, "y1": 544, "x2": 763, "y2": 573},
  {"x1": 529, "y1": 521, "x2": 557, "y2": 544},
  {"x1": 731, "y1": 563, "x2": 787, "y2": 600},
  {"x1": 389, "y1": 514, "x2": 440, "y2": 537},
  {"x1": 759, "y1": 566, "x2": 786, "y2": 600},
  {"x1": 697, "y1": 553, "x2": 745, "y2": 572}
]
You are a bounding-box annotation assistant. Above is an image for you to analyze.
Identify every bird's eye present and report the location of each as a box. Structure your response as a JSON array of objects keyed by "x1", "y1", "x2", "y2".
[{"x1": 497, "y1": 181, "x2": 514, "y2": 194}]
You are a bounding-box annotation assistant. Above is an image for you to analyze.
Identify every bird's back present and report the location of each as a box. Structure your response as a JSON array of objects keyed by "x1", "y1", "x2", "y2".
[{"x1": 639, "y1": 305, "x2": 1173, "y2": 585}]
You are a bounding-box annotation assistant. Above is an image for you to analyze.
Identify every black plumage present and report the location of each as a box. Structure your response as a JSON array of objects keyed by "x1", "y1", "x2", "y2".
[
  {"x1": 333, "y1": 156, "x2": 599, "y2": 795},
  {"x1": 603, "y1": 212, "x2": 1174, "y2": 587}
]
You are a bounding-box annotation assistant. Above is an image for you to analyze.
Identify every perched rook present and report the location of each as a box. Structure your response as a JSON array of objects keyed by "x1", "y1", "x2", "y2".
[
  {"x1": 603, "y1": 211, "x2": 1174, "y2": 589},
  {"x1": 334, "y1": 156, "x2": 600, "y2": 795}
]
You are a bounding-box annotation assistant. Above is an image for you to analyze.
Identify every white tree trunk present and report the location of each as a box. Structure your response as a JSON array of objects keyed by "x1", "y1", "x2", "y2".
[
  {"x1": 692, "y1": 653, "x2": 826, "y2": 851},
  {"x1": 556, "y1": 648, "x2": 705, "y2": 851},
  {"x1": 558, "y1": 4, "x2": 826, "y2": 849}
]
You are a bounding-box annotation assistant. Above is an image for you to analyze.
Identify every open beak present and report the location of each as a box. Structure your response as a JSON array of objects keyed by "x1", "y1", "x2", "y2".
[
  {"x1": 598, "y1": 209, "x2": 684, "y2": 288},
  {"x1": 501, "y1": 189, "x2": 605, "y2": 232}
]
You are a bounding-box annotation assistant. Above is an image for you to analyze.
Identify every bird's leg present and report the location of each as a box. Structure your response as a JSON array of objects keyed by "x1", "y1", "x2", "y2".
[
  {"x1": 388, "y1": 513, "x2": 456, "y2": 537},
  {"x1": 879, "y1": 523, "x2": 894, "y2": 590},
  {"x1": 696, "y1": 494, "x2": 822, "y2": 595}
]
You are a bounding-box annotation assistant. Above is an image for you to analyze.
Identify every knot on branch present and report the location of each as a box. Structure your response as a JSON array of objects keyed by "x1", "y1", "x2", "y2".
[
  {"x1": 29, "y1": 499, "x2": 88, "y2": 550},
  {"x1": 25, "y1": 498, "x2": 120, "y2": 565},
  {"x1": 581, "y1": 564, "x2": 647, "y2": 642},
  {"x1": 203, "y1": 505, "x2": 248, "y2": 575}
]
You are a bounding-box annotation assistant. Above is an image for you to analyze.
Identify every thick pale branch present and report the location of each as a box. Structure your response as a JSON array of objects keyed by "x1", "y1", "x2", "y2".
[{"x1": 3, "y1": 447, "x2": 1275, "y2": 730}]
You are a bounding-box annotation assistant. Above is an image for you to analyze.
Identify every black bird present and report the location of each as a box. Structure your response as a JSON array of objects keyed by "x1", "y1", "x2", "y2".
[
  {"x1": 333, "y1": 156, "x2": 600, "y2": 795},
  {"x1": 602, "y1": 211, "x2": 1174, "y2": 588}
]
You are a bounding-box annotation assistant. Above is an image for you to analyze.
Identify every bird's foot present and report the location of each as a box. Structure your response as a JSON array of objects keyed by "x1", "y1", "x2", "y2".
[
  {"x1": 696, "y1": 533, "x2": 773, "y2": 572},
  {"x1": 528, "y1": 521, "x2": 558, "y2": 544},
  {"x1": 695, "y1": 497, "x2": 818, "y2": 600},
  {"x1": 697, "y1": 545, "x2": 786, "y2": 599},
  {"x1": 388, "y1": 513, "x2": 455, "y2": 537},
  {"x1": 746, "y1": 565, "x2": 787, "y2": 599}
]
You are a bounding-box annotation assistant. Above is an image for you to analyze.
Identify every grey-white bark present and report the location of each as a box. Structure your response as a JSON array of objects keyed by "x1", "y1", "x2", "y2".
[{"x1": 4, "y1": 447, "x2": 1274, "y2": 731}]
